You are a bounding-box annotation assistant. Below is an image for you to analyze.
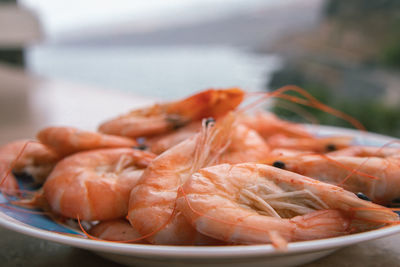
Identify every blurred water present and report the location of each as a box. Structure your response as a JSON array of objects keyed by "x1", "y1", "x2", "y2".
[{"x1": 26, "y1": 45, "x2": 281, "y2": 100}]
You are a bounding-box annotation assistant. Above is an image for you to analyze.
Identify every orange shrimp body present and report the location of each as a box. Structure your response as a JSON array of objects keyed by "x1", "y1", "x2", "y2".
[
  {"x1": 43, "y1": 148, "x2": 155, "y2": 221},
  {"x1": 148, "y1": 122, "x2": 201, "y2": 154},
  {"x1": 89, "y1": 219, "x2": 147, "y2": 243},
  {"x1": 267, "y1": 135, "x2": 352, "y2": 153},
  {"x1": 37, "y1": 127, "x2": 137, "y2": 157},
  {"x1": 219, "y1": 124, "x2": 270, "y2": 164},
  {"x1": 0, "y1": 140, "x2": 59, "y2": 194},
  {"x1": 98, "y1": 88, "x2": 244, "y2": 138},
  {"x1": 177, "y1": 163, "x2": 398, "y2": 248},
  {"x1": 265, "y1": 154, "x2": 400, "y2": 205}
]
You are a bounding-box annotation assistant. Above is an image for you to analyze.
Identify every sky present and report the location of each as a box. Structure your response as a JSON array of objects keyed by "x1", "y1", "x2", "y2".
[{"x1": 20, "y1": 0, "x2": 287, "y2": 40}]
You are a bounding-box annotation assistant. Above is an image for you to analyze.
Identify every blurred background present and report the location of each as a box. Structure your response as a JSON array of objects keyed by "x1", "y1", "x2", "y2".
[{"x1": 1, "y1": 0, "x2": 400, "y2": 139}]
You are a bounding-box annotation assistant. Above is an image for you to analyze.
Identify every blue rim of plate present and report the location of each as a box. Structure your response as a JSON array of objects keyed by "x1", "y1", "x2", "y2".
[{"x1": 0, "y1": 125, "x2": 399, "y2": 258}]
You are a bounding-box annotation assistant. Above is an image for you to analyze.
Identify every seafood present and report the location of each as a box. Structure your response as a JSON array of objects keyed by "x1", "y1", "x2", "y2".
[
  {"x1": 267, "y1": 135, "x2": 352, "y2": 153},
  {"x1": 43, "y1": 148, "x2": 155, "y2": 221},
  {"x1": 263, "y1": 154, "x2": 400, "y2": 205},
  {"x1": 37, "y1": 127, "x2": 137, "y2": 156},
  {"x1": 0, "y1": 140, "x2": 59, "y2": 194},
  {"x1": 177, "y1": 163, "x2": 398, "y2": 248},
  {"x1": 0, "y1": 86, "x2": 397, "y2": 248},
  {"x1": 89, "y1": 219, "x2": 147, "y2": 243},
  {"x1": 98, "y1": 88, "x2": 244, "y2": 138},
  {"x1": 127, "y1": 115, "x2": 236, "y2": 245},
  {"x1": 147, "y1": 122, "x2": 201, "y2": 154},
  {"x1": 219, "y1": 124, "x2": 270, "y2": 164}
]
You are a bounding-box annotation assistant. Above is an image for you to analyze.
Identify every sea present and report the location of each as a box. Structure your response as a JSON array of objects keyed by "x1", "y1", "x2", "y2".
[{"x1": 26, "y1": 45, "x2": 281, "y2": 100}]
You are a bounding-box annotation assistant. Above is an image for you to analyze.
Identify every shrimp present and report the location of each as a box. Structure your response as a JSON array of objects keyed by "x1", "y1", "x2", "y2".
[
  {"x1": 237, "y1": 111, "x2": 352, "y2": 153},
  {"x1": 127, "y1": 114, "x2": 237, "y2": 245},
  {"x1": 89, "y1": 219, "x2": 147, "y2": 243},
  {"x1": 37, "y1": 127, "x2": 138, "y2": 157},
  {"x1": 267, "y1": 135, "x2": 352, "y2": 153},
  {"x1": 176, "y1": 163, "x2": 398, "y2": 248},
  {"x1": 0, "y1": 140, "x2": 59, "y2": 194},
  {"x1": 218, "y1": 124, "x2": 270, "y2": 164},
  {"x1": 43, "y1": 148, "x2": 155, "y2": 221},
  {"x1": 263, "y1": 154, "x2": 400, "y2": 205},
  {"x1": 98, "y1": 88, "x2": 244, "y2": 138},
  {"x1": 147, "y1": 122, "x2": 201, "y2": 154}
]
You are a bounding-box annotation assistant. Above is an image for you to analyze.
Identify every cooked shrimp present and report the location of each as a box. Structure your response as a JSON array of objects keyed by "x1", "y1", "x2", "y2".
[
  {"x1": 176, "y1": 163, "x2": 398, "y2": 248},
  {"x1": 89, "y1": 219, "x2": 147, "y2": 243},
  {"x1": 239, "y1": 111, "x2": 313, "y2": 140},
  {"x1": 43, "y1": 148, "x2": 155, "y2": 221},
  {"x1": 219, "y1": 124, "x2": 270, "y2": 164},
  {"x1": 127, "y1": 114, "x2": 236, "y2": 245},
  {"x1": 268, "y1": 148, "x2": 313, "y2": 157},
  {"x1": 263, "y1": 154, "x2": 400, "y2": 205},
  {"x1": 37, "y1": 127, "x2": 138, "y2": 156},
  {"x1": 267, "y1": 135, "x2": 352, "y2": 153},
  {"x1": 98, "y1": 88, "x2": 244, "y2": 138},
  {"x1": 147, "y1": 122, "x2": 201, "y2": 154},
  {"x1": 0, "y1": 140, "x2": 59, "y2": 194}
]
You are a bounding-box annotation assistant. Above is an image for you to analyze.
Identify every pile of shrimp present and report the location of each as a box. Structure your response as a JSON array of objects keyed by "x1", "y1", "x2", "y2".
[{"x1": 1, "y1": 86, "x2": 399, "y2": 249}]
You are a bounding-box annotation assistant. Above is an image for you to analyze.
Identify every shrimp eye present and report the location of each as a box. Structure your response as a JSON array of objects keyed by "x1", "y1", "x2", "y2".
[
  {"x1": 205, "y1": 117, "x2": 216, "y2": 127},
  {"x1": 272, "y1": 161, "x2": 285, "y2": 169},
  {"x1": 392, "y1": 198, "x2": 400, "y2": 204},
  {"x1": 326, "y1": 144, "x2": 337, "y2": 152},
  {"x1": 133, "y1": 144, "x2": 148, "y2": 151},
  {"x1": 167, "y1": 115, "x2": 187, "y2": 129},
  {"x1": 356, "y1": 192, "x2": 371, "y2": 201}
]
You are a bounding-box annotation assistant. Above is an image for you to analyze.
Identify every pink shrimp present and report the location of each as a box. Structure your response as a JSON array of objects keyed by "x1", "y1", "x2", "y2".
[
  {"x1": 147, "y1": 122, "x2": 201, "y2": 154},
  {"x1": 43, "y1": 148, "x2": 155, "y2": 221},
  {"x1": 267, "y1": 135, "x2": 352, "y2": 153},
  {"x1": 218, "y1": 123, "x2": 270, "y2": 164},
  {"x1": 0, "y1": 140, "x2": 59, "y2": 195},
  {"x1": 98, "y1": 88, "x2": 244, "y2": 138},
  {"x1": 37, "y1": 127, "x2": 138, "y2": 157},
  {"x1": 176, "y1": 163, "x2": 398, "y2": 248}
]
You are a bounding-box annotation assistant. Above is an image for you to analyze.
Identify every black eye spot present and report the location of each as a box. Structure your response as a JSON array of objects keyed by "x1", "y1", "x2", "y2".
[
  {"x1": 356, "y1": 192, "x2": 371, "y2": 201},
  {"x1": 272, "y1": 161, "x2": 285, "y2": 169},
  {"x1": 133, "y1": 144, "x2": 148, "y2": 150},
  {"x1": 392, "y1": 198, "x2": 400, "y2": 203},
  {"x1": 326, "y1": 144, "x2": 337, "y2": 152},
  {"x1": 205, "y1": 117, "x2": 215, "y2": 127}
]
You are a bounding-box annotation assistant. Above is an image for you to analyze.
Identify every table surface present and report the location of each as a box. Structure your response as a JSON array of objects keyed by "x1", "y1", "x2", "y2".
[{"x1": 0, "y1": 64, "x2": 399, "y2": 267}]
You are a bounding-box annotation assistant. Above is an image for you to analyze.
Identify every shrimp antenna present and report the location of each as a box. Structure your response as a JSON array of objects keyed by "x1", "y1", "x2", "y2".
[{"x1": 242, "y1": 85, "x2": 366, "y2": 131}]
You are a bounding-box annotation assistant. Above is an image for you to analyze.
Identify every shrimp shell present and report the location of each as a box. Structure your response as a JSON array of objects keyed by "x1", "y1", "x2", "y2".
[
  {"x1": 98, "y1": 88, "x2": 244, "y2": 138},
  {"x1": 37, "y1": 127, "x2": 137, "y2": 156}
]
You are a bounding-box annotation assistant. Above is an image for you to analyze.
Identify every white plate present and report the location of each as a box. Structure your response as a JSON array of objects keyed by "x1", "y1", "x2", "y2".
[{"x1": 0, "y1": 125, "x2": 399, "y2": 267}]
